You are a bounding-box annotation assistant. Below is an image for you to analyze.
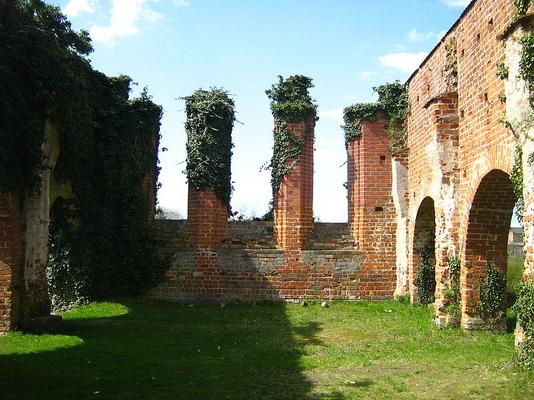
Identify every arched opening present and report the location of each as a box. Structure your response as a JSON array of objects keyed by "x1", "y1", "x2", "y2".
[
  {"x1": 463, "y1": 169, "x2": 517, "y2": 330},
  {"x1": 412, "y1": 197, "x2": 436, "y2": 304}
]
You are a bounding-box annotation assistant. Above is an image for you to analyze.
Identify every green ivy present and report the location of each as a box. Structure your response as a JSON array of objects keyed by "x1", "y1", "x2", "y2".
[
  {"x1": 497, "y1": 62, "x2": 509, "y2": 80},
  {"x1": 520, "y1": 31, "x2": 534, "y2": 107},
  {"x1": 1, "y1": 1, "x2": 166, "y2": 307},
  {"x1": 476, "y1": 264, "x2": 506, "y2": 329},
  {"x1": 265, "y1": 75, "x2": 317, "y2": 194},
  {"x1": 511, "y1": 146, "x2": 524, "y2": 222},
  {"x1": 414, "y1": 233, "x2": 436, "y2": 305},
  {"x1": 513, "y1": 281, "x2": 534, "y2": 370},
  {"x1": 184, "y1": 88, "x2": 235, "y2": 208},
  {"x1": 342, "y1": 81, "x2": 408, "y2": 154},
  {"x1": 515, "y1": 0, "x2": 533, "y2": 17},
  {"x1": 341, "y1": 103, "x2": 382, "y2": 145},
  {"x1": 444, "y1": 256, "x2": 462, "y2": 325},
  {"x1": 0, "y1": 0, "x2": 92, "y2": 193},
  {"x1": 50, "y1": 78, "x2": 166, "y2": 305}
]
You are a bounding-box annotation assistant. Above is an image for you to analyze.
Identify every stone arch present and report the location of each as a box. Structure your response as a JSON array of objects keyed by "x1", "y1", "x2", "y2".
[
  {"x1": 410, "y1": 196, "x2": 437, "y2": 303},
  {"x1": 461, "y1": 169, "x2": 517, "y2": 330}
]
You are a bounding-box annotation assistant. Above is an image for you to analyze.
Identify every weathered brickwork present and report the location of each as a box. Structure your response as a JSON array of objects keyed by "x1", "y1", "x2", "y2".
[
  {"x1": 274, "y1": 120, "x2": 314, "y2": 250},
  {"x1": 2, "y1": 0, "x2": 533, "y2": 353},
  {"x1": 404, "y1": 0, "x2": 533, "y2": 331},
  {"x1": 149, "y1": 220, "x2": 365, "y2": 302},
  {"x1": 347, "y1": 117, "x2": 398, "y2": 299},
  {"x1": 0, "y1": 193, "x2": 21, "y2": 333}
]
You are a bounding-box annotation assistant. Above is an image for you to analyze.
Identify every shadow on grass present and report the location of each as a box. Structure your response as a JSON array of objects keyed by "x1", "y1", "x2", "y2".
[{"x1": 0, "y1": 300, "x2": 347, "y2": 400}]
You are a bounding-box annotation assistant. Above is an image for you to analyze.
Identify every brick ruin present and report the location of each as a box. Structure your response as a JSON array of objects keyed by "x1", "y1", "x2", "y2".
[{"x1": 1, "y1": 0, "x2": 534, "y2": 350}]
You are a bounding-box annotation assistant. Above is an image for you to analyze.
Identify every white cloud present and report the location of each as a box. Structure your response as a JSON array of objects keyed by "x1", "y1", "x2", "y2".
[
  {"x1": 319, "y1": 108, "x2": 344, "y2": 122},
  {"x1": 379, "y1": 51, "x2": 428, "y2": 73},
  {"x1": 344, "y1": 94, "x2": 358, "y2": 101},
  {"x1": 64, "y1": 0, "x2": 96, "y2": 17},
  {"x1": 441, "y1": 0, "x2": 471, "y2": 7},
  {"x1": 90, "y1": 0, "x2": 163, "y2": 47}
]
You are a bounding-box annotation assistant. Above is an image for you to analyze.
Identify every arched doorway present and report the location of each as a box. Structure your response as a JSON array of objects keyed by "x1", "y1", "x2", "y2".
[
  {"x1": 462, "y1": 169, "x2": 517, "y2": 330},
  {"x1": 411, "y1": 197, "x2": 436, "y2": 304}
]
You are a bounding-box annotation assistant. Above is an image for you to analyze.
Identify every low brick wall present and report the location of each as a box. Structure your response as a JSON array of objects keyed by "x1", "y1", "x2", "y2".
[{"x1": 149, "y1": 220, "x2": 375, "y2": 302}]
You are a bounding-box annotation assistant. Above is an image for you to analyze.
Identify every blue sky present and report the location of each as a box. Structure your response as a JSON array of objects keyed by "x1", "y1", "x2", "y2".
[{"x1": 53, "y1": 0, "x2": 471, "y2": 221}]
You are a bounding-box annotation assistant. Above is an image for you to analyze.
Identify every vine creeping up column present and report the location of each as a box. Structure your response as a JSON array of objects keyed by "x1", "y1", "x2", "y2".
[
  {"x1": 266, "y1": 75, "x2": 317, "y2": 250},
  {"x1": 184, "y1": 89, "x2": 235, "y2": 297}
]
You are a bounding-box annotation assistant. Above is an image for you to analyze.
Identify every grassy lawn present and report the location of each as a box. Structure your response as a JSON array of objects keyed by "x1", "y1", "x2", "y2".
[{"x1": 0, "y1": 300, "x2": 532, "y2": 399}]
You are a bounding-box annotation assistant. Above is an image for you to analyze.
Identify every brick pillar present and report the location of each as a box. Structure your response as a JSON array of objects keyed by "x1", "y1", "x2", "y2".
[
  {"x1": 347, "y1": 115, "x2": 397, "y2": 299},
  {"x1": 0, "y1": 193, "x2": 22, "y2": 333},
  {"x1": 187, "y1": 185, "x2": 227, "y2": 298},
  {"x1": 392, "y1": 151, "x2": 410, "y2": 296},
  {"x1": 274, "y1": 119, "x2": 314, "y2": 250},
  {"x1": 427, "y1": 94, "x2": 460, "y2": 326},
  {"x1": 187, "y1": 185, "x2": 227, "y2": 250}
]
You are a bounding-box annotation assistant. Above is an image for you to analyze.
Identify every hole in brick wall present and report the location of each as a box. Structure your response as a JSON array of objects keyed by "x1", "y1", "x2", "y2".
[
  {"x1": 417, "y1": 95, "x2": 420, "y2": 103},
  {"x1": 461, "y1": 49, "x2": 465, "y2": 58},
  {"x1": 476, "y1": 33, "x2": 480, "y2": 41},
  {"x1": 379, "y1": 155, "x2": 386, "y2": 163},
  {"x1": 484, "y1": 93, "x2": 488, "y2": 102},
  {"x1": 488, "y1": 18, "x2": 494, "y2": 25},
  {"x1": 374, "y1": 207, "x2": 383, "y2": 212},
  {"x1": 460, "y1": 109, "x2": 465, "y2": 118}
]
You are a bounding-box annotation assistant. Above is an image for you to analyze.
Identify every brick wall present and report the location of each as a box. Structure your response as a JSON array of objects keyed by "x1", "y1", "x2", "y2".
[
  {"x1": 149, "y1": 220, "x2": 368, "y2": 302},
  {"x1": 0, "y1": 193, "x2": 21, "y2": 333},
  {"x1": 347, "y1": 117, "x2": 397, "y2": 299},
  {"x1": 405, "y1": 0, "x2": 521, "y2": 329}
]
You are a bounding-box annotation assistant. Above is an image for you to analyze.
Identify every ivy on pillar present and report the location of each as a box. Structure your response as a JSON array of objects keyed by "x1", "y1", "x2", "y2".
[
  {"x1": 265, "y1": 75, "x2": 317, "y2": 250},
  {"x1": 184, "y1": 89, "x2": 235, "y2": 297}
]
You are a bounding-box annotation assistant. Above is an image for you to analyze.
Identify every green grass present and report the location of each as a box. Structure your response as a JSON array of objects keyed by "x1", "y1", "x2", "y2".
[{"x1": 0, "y1": 300, "x2": 532, "y2": 399}]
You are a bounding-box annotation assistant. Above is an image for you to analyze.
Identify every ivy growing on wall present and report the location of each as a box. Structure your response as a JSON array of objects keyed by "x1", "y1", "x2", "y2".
[
  {"x1": 519, "y1": 31, "x2": 534, "y2": 107},
  {"x1": 511, "y1": 146, "x2": 524, "y2": 222},
  {"x1": 515, "y1": 0, "x2": 533, "y2": 18},
  {"x1": 184, "y1": 88, "x2": 235, "y2": 208},
  {"x1": 265, "y1": 75, "x2": 318, "y2": 194},
  {"x1": 342, "y1": 81, "x2": 409, "y2": 154},
  {"x1": 414, "y1": 233, "x2": 436, "y2": 305},
  {"x1": 0, "y1": 0, "x2": 92, "y2": 193},
  {"x1": 513, "y1": 281, "x2": 534, "y2": 369},
  {"x1": 341, "y1": 103, "x2": 382, "y2": 146},
  {"x1": 476, "y1": 264, "x2": 506, "y2": 331},
  {"x1": 1, "y1": 1, "x2": 166, "y2": 308}
]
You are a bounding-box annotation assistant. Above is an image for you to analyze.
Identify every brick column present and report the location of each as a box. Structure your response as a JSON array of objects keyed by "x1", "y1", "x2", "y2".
[
  {"x1": 187, "y1": 185, "x2": 227, "y2": 298},
  {"x1": 274, "y1": 119, "x2": 314, "y2": 250},
  {"x1": 427, "y1": 94, "x2": 460, "y2": 326},
  {"x1": 347, "y1": 115, "x2": 397, "y2": 299},
  {"x1": 187, "y1": 185, "x2": 227, "y2": 250}
]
